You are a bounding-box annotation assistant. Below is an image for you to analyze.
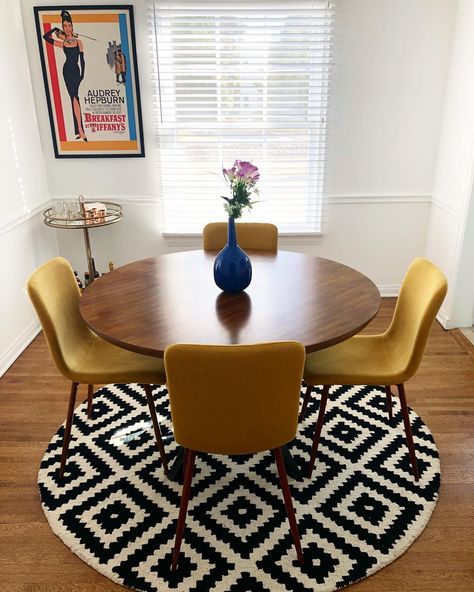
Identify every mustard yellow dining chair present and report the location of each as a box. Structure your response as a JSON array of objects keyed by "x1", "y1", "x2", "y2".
[
  {"x1": 164, "y1": 341, "x2": 306, "y2": 570},
  {"x1": 300, "y1": 257, "x2": 447, "y2": 481},
  {"x1": 202, "y1": 222, "x2": 278, "y2": 251},
  {"x1": 27, "y1": 257, "x2": 168, "y2": 478}
]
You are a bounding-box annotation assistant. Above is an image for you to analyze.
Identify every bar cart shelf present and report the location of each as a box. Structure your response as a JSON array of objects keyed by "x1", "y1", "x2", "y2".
[{"x1": 43, "y1": 201, "x2": 122, "y2": 286}]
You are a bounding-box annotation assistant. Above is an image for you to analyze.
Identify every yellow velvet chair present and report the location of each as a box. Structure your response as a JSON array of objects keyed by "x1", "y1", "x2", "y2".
[
  {"x1": 202, "y1": 222, "x2": 278, "y2": 251},
  {"x1": 300, "y1": 257, "x2": 447, "y2": 481},
  {"x1": 164, "y1": 341, "x2": 306, "y2": 570},
  {"x1": 27, "y1": 257, "x2": 168, "y2": 478}
]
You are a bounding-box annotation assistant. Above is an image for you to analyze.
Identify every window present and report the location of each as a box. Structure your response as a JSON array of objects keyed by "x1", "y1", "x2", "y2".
[{"x1": 150, "y1": 0, "x2": 333, "y2": 234}]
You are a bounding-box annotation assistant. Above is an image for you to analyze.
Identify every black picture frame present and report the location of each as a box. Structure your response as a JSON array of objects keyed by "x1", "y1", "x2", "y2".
[{"x1": 34, "y1": 5, "x2": 145, "y2": 158}]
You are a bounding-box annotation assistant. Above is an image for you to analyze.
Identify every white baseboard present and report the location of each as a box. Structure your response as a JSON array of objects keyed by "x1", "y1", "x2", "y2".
[
  {"x1": 436, "y1": 306, "x2": 450, "y2": 329},
  {"x1": 378, "y1": 285, "x2": 400, "y2": 297},
  {"x1": 436, "y1": 306, "x2": 473, "y2": 330},
  {"x1": 379, "y1": 298, "x2": 470, "y2": 330},
  {"x1": 369, "y1": 290, "x2": 470, "y2": 332},
  {"x1": 0, "y1": 318, "x2": 41, "y2": 378}
]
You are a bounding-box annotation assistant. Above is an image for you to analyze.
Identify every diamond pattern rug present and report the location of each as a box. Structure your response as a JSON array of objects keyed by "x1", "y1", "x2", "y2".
[{"x1": 38, "y1": 384, "x2": 440, "y2": 591}]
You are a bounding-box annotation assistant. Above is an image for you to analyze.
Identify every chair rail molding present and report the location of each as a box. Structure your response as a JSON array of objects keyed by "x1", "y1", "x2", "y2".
[
  {"x1": 56, "y1": 193, "x2": 432, "y2": 208},
  {"x1": 430, "y1": 197, "x2": 462, "y2": 220},
  {"x1": 0, "y1": 200, "x2": 51, "y2": 239},
  {"x1": 52, "y1": 196, "x2": 159, "y2": 207},
  {"x1": 325, "y1": 193, "x2": 432, "y2": 204}
]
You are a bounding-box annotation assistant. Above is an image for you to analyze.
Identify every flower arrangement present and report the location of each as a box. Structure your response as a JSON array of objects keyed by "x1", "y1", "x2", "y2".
[{"x1": 221, "y1": 160, "x2": 260, "y2": 218}]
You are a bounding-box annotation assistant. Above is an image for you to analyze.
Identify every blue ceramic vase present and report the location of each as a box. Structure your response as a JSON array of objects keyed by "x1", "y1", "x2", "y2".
[{"x1": 213, "y1": 217, "x2": 252, "y2": 292}]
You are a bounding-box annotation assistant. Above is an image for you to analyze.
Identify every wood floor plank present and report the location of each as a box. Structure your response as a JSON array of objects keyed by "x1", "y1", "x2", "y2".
[
  {"x1": 0, "y1": 298, "x2": 473, "y2": 591},
  {"x1": 0, "y1": 587, "x2": 124, "y2": 592}
]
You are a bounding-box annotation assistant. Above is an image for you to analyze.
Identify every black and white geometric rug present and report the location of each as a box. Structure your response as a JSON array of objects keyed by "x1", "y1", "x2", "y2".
[{"x1": 38, "y1": 384, "x2": 440, "y2": 591}]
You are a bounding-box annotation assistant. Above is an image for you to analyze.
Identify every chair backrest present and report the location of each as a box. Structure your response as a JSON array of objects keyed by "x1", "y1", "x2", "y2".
[
  {"x1": 385, "y1": 257, "x2": 447, "y2": 379},
  {"x1": 202, "y1": 222, "x2": 278, "y2": 252},
  {"x1": 26, "y1": 257, "x2": 93, "y2": 379},
  {"x1": 164, "y1": 342, "x2": 305, "y2": 454}
]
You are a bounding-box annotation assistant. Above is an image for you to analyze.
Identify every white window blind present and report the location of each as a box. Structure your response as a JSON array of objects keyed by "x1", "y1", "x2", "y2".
[{"x1": 150, "y1": 0, "x2": 333, "y2": 234}]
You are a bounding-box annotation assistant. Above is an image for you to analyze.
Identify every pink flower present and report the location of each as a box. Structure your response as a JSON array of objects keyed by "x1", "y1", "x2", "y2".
[
  {"x1": 221, "y1": 159, "x2": 260, "y2": 218},
  {"x1": 234, "y1": 160, "x2": 260, "y2": 183},
  {"x1": 223, "y1": 166, "x2": 236, "y2": 182}
]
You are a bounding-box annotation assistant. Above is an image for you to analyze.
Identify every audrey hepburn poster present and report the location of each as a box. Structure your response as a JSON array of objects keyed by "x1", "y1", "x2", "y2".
[{"x1": 34, "y1": 5, "x2": 144, "y2": 157}]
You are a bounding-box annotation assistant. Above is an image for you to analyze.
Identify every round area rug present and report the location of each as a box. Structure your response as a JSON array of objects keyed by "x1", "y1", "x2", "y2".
[{"x1": 38, "y1": 384, "x2": 440, "y2": 592}]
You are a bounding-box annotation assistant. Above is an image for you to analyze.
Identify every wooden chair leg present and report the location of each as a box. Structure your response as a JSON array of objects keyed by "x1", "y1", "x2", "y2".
[
  {"x1": 384, "y1": 385, "x2": 393, "y2": 421},
  {"x1": 59, "y1": 381, "x2": 78, "y2": 478},
  {"x1": 144, "y1": 384, "x2": 169, "y2": 475},
  {"x1": 397, "y1": 383, "x2": 420, "y2": 481},
  {"x1": 299, "y1": 384, "x2": 313, "y2": 422},
  {"x1": 272, "y1": 447, "x2": 304, "y2": 565},
  {"x1": 87, "y1": 384, "x2": 94, "y2": 419},
  {"x1": 307, "y1": 384, "x2": 330, "y2": 478},
  {"x1": 172, "y1": 449, "x2": 196, "y2": 571}
]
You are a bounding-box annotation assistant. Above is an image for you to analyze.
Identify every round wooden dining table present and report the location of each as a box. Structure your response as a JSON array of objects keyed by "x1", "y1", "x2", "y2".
[
  {"x1": 80, "y1": 250, "x2": 380, "y2": 480},
  {"x1": 80, "y1": 250, "x2": 380, "y2": 356}
]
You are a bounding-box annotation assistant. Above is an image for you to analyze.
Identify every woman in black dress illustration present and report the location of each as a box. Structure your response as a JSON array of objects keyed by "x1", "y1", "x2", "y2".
[{"x1": 43, "y1": 10, "x2": 87, "y2": 141}]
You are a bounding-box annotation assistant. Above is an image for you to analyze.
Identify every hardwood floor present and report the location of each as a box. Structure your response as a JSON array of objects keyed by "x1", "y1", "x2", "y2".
[{"x1": 0, "y1": 298, "x2": 473, "y2": 591}]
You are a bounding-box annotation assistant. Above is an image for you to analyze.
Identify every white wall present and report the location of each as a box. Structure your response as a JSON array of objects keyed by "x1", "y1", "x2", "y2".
[
  {"x1": 20, "y1": 0, "x2": 158, "y2": 198},
  {"x1": 322, "y1": 0, "x2": 455, "y2": 290},
  {"x1": 328, "y1": 0, "x2": 454, "y2": 196},
  {"x1": 0, "y1": 1, "x2": 58, "y2": 376},
  {"x1": 426, "y1": 0, "x2": 474, "y2": 328},
  {"x1": 18, "y1": 1, "x2": 458, "y2": 294},
  {"x1": 20, "y1": 0, "x2": 164, "y2": 282}
]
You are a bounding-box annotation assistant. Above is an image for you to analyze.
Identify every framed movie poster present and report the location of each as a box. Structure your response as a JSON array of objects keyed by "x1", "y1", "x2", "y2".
[{"x1": 34, "y1": 5, "x2": 144, "y2": 158}]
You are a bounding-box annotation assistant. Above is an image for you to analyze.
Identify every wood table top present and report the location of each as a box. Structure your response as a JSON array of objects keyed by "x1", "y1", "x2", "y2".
[{"x1": 80, "y1": 250, "x2": 381, "y2": 357}]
